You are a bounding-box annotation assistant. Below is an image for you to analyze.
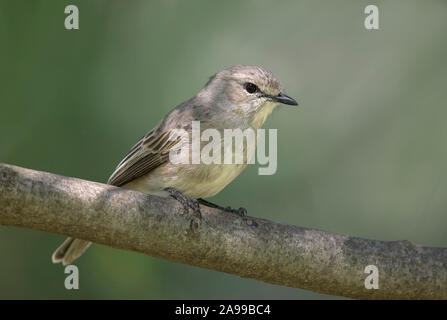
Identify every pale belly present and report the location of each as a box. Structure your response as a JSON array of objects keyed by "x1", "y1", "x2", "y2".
[
  {"x1": 122, "y1": 162, "x2": 248, "y2": 199},
  {"x1": 171, "y1": 162, "x2": 248, "y2": 198}
]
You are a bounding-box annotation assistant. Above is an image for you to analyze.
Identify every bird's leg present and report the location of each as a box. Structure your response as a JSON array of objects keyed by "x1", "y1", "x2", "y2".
[
  {"x1": 164, "y1": 187, "x2": 201, "y2": 219},
  {"x1": 198, "y1": 198, "x2": 247, "y2": 217}
]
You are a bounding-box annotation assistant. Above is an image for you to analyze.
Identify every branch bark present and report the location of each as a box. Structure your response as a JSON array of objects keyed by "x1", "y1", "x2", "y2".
[{"x1": 0, "y1": 163, "x2": 446, "y2": 299}]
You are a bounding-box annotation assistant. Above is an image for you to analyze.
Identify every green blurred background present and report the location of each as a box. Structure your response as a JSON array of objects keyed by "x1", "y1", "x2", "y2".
[{"x1": 1, "y1": 0, "x2": 446, "y2": 299}]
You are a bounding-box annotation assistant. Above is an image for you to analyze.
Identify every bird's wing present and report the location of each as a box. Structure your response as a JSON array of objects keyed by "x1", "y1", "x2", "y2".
[{"x1": 107, "y1": 129, "x2": 182, "y2": 187}]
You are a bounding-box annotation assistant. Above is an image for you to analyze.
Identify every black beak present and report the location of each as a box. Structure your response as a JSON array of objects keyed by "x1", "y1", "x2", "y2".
[{"x1": 270, "y1": 93, "x2": 298, "y2": 106}]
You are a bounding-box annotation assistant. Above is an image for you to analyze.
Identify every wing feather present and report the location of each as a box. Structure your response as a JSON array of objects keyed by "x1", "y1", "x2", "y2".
[{"x1": 107, "y1": 129, "x2": 181, "y2": 187}]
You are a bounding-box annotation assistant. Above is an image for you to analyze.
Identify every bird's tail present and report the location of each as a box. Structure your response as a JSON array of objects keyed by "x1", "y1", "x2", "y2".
[{"x1": 51, "y1": 237, "x2": 92, "y2": 266}]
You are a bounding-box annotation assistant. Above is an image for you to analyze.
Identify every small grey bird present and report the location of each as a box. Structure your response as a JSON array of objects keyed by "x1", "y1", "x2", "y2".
[{"x1": 52, "y1": 65, "x2": 297, "y2": 265}]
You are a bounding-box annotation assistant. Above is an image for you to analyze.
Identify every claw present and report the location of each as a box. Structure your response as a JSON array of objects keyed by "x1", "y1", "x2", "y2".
[{"x1": 224, "y1": 206, "x2": 247, "y2": 217}]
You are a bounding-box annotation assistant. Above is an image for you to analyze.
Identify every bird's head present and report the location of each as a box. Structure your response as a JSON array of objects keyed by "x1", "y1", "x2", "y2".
[{"x1": 201, "y1": 65, "x2": 298, "y2": 128}]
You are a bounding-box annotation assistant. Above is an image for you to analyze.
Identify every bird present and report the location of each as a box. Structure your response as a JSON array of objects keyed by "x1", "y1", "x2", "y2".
[{"x1": 52, "y1": 65, "x2": 298, "y2": 265}]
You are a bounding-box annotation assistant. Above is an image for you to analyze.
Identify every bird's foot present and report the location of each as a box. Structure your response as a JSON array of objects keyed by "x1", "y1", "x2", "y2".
[
  {"x1": 165, "y1": 187, "x2": 201, "y2": 219},
  {"x1": 198, "y1": 198, "x2": 247, "y2": 217}
]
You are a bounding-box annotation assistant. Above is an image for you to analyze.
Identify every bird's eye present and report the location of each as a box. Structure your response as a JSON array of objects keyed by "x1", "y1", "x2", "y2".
[{"x1": 244, "y1": 82, "x2": 259, "y2": 94}]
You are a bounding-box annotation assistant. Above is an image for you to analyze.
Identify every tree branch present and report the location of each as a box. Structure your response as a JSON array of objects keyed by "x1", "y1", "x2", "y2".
[{"x1": 0, "y1": 163, "x2": 446, "y2": 299}]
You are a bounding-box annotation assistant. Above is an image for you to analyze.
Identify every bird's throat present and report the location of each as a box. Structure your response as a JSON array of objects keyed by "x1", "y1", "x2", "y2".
[{"x1": 250, "y1": 102, "x2": 278, "y2": 129}]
